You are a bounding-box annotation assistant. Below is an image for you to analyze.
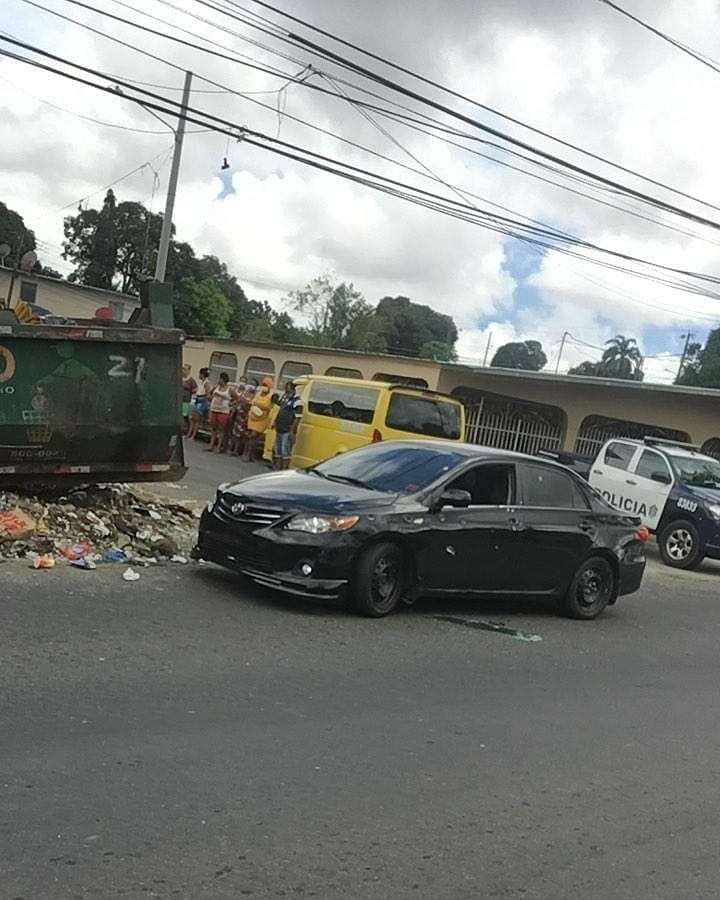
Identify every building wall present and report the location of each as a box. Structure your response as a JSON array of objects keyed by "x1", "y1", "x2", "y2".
[
  {"x1": 0, "y1": 269, "x2": 138, "y2": 322},
  {"x1": 436, "y1": 366, "x2": 720, "y2": 451},
  {"x1": 183, "y1": 336, "x2": 443, "y2": 388},
  {"x1": 184, "y1": 337, "x2": 720, "y2": 453}
]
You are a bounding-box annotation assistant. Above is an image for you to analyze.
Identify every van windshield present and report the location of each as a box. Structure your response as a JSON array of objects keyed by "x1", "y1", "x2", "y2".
[
  {"x1": 385, "y1": 393, "x2": 462, "y2": 439},
  {"x1": 312, "y1": 443, "x2": 464, "y2": 493}
]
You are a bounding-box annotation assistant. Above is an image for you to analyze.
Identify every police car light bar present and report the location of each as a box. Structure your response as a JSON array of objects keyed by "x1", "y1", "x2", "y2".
[{"x1": 643, "y1": 436, "x2": 700, "y2": 452}]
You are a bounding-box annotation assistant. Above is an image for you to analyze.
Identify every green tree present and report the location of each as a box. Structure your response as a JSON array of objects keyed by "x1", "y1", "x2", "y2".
[
  {"x1": 419, "y1": 339, "x2": 458, "y2": 362},
  {"x1": 491, "y1": 340, "x2": 547, "y2": 371},
  {"x1": 0, "y1": 201, "x2": 36, "y2": 264},
  {"x1": 375, "y1": 296, "x2": 457, "y2": 358},
  {"x1": 287, "y1": 276, "x2": 374, "y2": 348},
  {"x1": 174, "y1": 277, "x2": 232, "y2": 337},
  {"x1": 599, "y1": 334, "x2": 643, "y2": 380},
  {"x1": 677, "y1": 329, "x2": 720, "y2": 387},
  {"x1": 567, "y1": 360, "x2": 601, "y2": 377},
  {"x1": 63, "y1": 189, "x2": 119, "y2": 289}
]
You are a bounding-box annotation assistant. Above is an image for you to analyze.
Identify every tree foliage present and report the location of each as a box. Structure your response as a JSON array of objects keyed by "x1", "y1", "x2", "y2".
[
  {"x1": 10, "y1": 193, "x2": 463, "y2": 359},
  {"x1": 491, "y1": 340, "x2": 547, "y2": 371},
  {"x1": 374, "y1": 296, "x2": 458, "y2": 359},
  {"x1": 676, "y1": 330, "x2": 720, "y2": 387},
  {"x1": 174, "y1": 277, "x2": 232, "y2": 337},
  {"x1": 569, "y1": 334, "x2": 644, "y2": 381},
  {"x1": 0, "y1": 201, "x2": 36, "y2": 264}
]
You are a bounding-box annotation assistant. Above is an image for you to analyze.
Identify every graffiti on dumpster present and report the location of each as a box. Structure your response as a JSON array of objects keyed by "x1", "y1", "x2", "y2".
[{"x1": 0, "y1": 338, "x2": 178, "y2": 467}]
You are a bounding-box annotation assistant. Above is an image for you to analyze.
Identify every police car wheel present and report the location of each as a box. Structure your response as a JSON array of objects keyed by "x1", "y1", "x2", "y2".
[
  {"x1": 562, "y1": 556, "x2": 615, "y2": 620},
  {"x1": 659, "y1": 520, "x2": 704, "y2": 570}
]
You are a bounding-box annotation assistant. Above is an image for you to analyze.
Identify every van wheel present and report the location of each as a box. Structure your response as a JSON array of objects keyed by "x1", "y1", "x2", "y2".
[
  {"x1": 351, "y1": 542, "x2": 405, "y2": 617},
  {"x1": 562, "y1": 556, "x2": 615, "y2": 620},
  {"x1": 658, "y1": 520, "x2": 703, "y2": 569}
]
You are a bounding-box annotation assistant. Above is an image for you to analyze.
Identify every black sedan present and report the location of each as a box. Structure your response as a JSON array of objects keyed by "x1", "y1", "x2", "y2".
[{"x1": 195, "y1": 441, "x2": 647, "y2": 619}]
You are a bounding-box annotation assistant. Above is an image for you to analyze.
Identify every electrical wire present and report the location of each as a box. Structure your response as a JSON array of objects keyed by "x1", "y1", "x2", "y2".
[
  {"x1": 231, "y1": 0, "x2": 720, "y2": 214},
  {"x1": 597, "y1": 0, "x2": 720, "y2": 76},
  {"x1": 46, "y1": 0, "x2": 720, "y2": 236},
  {"x1": 6, "y1": 37, "x2": 720, "y2": 306}
]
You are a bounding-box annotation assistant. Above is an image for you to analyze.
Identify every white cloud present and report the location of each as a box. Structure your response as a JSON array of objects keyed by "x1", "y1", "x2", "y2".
[{"x1": 2, "y1": 0, "x2": 720, "y2": 382}]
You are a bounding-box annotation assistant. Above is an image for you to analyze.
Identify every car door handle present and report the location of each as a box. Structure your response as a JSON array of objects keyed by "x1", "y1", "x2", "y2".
[
  {"x1": 508, "y1": 517, "x2": 527, "y2": 533},
  {"x1": 592, "y1": 469, "x2": 603, "y2": 475},
  {"x1": 626, "y1": 479, "x2": 637, "y2": 486}
]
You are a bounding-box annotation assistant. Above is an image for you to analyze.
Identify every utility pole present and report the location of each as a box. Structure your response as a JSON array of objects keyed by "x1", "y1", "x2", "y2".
[
  {"x1": 555, "y1": 331, "x2": 570, "y2": 373},
  {"x1": 676, "y1": 331, "x2": 695, "y2": 382},
  {"x1": 482, "y1": 331, "x2": 493, "y2": 367},
  {"x1": 154, "y1": 70, "x2": 192, "y2": 283}
]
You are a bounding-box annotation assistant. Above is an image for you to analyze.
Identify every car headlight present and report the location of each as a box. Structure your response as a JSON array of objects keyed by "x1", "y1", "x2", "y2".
[
  {"x1": 707, "y1": 503, "x2": 720, "y2": 520},
  {"x1": 207, "y1": 482, "x2": 231, "y2": 513},
  {"x1": 286, "y1": 514, "x2": 359, "y2": 534}
]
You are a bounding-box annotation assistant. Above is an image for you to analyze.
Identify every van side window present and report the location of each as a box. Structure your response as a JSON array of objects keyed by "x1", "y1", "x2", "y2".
[
  {"x1": 604, "y1": 441, "x2": 635, "y2": 471},
  {"x1": 307, "y1": 381, "x2": 379, "y2": 424},
  {"x1": 386, "y1": 393, "x2": 461, "y2": 439},
  {"x1": 635, "y1": 450, "x2": 671, "y2": 483}
]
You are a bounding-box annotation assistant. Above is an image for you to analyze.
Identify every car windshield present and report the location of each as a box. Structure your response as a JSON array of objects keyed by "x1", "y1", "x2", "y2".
[
  {"x1": 671, "y1": 455, "x2": 720, "y2": 488},
  {"x1": 311, "y1": 443, "x2": 464, "y2": 493}
]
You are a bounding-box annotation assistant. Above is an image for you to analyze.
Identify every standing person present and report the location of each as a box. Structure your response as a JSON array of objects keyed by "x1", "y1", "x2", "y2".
[
  {"x1": 207, "y1": 372, "x2": 235, "y2": 453},
  {"x1": 273, "y1": 381, "x2": 303, "y2": 470},
  {"x1": 228, "y1": 383, "x2": 254, "y2": 456},
  {"x1": 242, "y1": 376, "x2": 273, "y2": 462},
  {"x1": 181, "y1": 364, "x2": 197, "y2": 435},
  {"x1": 188, "y1": 367, "x2": 210, "y2": 440}
]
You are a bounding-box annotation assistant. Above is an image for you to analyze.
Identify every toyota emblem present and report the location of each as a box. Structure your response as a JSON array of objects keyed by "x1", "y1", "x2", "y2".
[{"x1": 231, "y1": 502, "x2": 245, "y2": 516}]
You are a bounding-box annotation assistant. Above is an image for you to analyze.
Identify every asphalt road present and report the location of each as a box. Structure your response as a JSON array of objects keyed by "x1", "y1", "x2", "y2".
[{"x1": 5, "y1": 544, "x2": 720, "y2": 899}]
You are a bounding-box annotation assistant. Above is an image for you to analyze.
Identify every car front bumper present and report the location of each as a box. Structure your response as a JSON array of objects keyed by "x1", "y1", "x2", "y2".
[{"x1": 195, "y1": 511, "x2": 351, "y2": 600}]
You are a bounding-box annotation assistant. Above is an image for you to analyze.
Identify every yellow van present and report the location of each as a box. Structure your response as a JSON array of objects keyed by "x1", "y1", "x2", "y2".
[{"x1": 263, "y1": 375, "x2": 465, "y2": 468}]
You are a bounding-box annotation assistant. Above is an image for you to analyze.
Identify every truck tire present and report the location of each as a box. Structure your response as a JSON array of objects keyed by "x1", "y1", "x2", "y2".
[
  {"x1": 351, "y1": 542, "x2": 405, "y2": 617},
  {"x1": 561, "y1": 556, "x2": 615, "y2": 620},
  {"x1": 658, "y1": 519, "x2": 704, "y2": 570}
]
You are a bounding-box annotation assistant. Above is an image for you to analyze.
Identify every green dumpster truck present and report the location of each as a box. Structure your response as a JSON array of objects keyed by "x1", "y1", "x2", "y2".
[{"x1": 0, "y1": 317, "x2": 186, "y2": 486}]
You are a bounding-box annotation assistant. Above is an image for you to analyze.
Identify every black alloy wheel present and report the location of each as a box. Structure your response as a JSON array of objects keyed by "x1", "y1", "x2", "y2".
[
  {"x1": 562, "y1": 556, "x2": 615, "y2": 620},
  {"x1": 352, "y1": 542, "x2": 405, "y2": 617}
]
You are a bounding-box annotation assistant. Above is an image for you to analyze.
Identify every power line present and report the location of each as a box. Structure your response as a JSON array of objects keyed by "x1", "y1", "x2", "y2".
[
  {"x1": 236, "y1": 0, "x2": 720, "y2": 215},
  {"x1": 42, "y1": 0, "x2": 720, "y2": 237},
  {"x1": 597, "y1": 0, "x2": 720, "y2": 76},
  {"x1": 5, "y1": 35, "x2": 720, "y2": 301}
]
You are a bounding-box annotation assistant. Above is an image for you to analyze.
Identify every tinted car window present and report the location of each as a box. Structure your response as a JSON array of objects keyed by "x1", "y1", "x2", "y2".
[
  {"x1": 308, "y1": 382, "x2": 379, "y2": 425},
  {"x1": 447, "y1": 464, "x2": 514, "y2": 505},
  {"x1": 313, "y1": 443, "x2": 464, "y2": 493},
  {"x1": 635, "y1": 450, "x2": 671, "y2": 483},
  {"x1": 519, "y1": 465, "x2": 585, "y2": 508},
  {"x1": 604, "y1": 441, "x2": 636, "y2": 470},
  {"x1": 385, "y1": 393, "x2": 461, "y2": 439}
]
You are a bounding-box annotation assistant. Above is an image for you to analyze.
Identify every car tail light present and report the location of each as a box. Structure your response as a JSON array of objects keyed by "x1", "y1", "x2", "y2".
[
  {"x1": 372, "y1": 428, "x2": 383, "y2": 443},
  {"x1": 635, "y1": 526, "x2": 649, "y2": 543}
]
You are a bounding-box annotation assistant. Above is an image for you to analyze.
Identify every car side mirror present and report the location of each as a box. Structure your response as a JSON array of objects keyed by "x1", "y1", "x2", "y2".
[
  {"x1": 651, "y1": 472, "x2": 671, "y2": 484},
  {"x1": 438, "y1": 489, "x2": 472, "y2": 509}
]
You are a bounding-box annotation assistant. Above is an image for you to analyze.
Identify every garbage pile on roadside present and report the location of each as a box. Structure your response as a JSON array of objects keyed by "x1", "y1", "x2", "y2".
[{"x1": 0, "y1": 484, "x2": 199, "y2": 570}]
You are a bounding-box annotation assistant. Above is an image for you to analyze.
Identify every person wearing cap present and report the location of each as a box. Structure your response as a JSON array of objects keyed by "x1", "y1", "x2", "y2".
[
  {"x1": 272, "y1": 381, "x2": 303, "y2": 470},
  {"x1": 242, "y1": 376, "x2": 274, "y2": 462},
  {"x1": 188, "y1": 367, "x2": 210, "y2": 440}
]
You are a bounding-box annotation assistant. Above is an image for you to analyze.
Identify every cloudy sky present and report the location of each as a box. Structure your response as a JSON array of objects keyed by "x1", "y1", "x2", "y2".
[{"x1": 2, "y1": 0, "x2": 720, "y2": 381}]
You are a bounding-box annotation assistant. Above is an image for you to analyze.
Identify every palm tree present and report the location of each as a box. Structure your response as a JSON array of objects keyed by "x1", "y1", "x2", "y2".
[{"x1": 598, "y1": 335, "x2": 643, "y2": 380}]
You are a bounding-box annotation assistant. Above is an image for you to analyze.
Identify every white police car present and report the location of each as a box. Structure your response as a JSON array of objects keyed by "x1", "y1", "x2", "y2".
[{"x1": 589, "y1": 437, "x2": 720, "y2": 569}]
